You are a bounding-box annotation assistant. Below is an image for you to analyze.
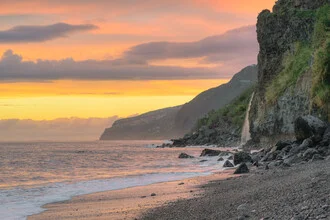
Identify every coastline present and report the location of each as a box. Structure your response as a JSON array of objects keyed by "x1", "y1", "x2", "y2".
[{"x1": 29, "y1": 170, "x2": 235, "y2": 220}]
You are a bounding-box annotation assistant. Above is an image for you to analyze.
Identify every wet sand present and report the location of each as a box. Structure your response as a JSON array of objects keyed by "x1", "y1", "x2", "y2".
[{"x1": 29, "y1": 170, "x2": 234, "y2": 220}]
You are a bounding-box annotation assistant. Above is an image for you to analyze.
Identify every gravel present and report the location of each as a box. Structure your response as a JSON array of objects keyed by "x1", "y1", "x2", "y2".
[{"x1": 141, "y1": 159, "x2": 330, "y2": 220}]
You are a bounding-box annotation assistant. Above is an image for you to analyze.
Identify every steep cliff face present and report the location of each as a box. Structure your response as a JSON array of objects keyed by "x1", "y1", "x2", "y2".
[{"x1": 250, "y1": 0, "x2": 330, "y2": 146}]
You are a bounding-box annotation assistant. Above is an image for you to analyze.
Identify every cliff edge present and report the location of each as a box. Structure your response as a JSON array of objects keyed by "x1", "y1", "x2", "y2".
[{"x1": 250, "y1": 0, "x2": 330, "y2": 147}]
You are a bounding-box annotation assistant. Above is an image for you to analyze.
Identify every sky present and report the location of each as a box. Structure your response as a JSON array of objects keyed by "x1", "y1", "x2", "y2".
[{"x1": 0, "y1": 0, "x2": 276, "y2": 123}]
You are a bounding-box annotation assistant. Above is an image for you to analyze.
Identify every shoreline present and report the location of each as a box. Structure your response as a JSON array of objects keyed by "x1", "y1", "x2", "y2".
[{"x1": 29, "y1": 170, "x2": 235, "y2": 220}]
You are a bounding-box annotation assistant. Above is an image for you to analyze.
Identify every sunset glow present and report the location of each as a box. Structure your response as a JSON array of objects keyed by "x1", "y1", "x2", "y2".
[{"x1": 0, "y1": 0, "x2": 275, "y2": 120}]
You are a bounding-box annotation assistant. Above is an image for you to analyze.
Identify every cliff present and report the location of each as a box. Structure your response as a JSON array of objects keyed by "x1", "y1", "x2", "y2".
[
  {"x1": 175, "y1": 65, "x2": 258, "y2": 132},
  {"x1": 100, "y1": 65, "x2": 258, "y2": 140},
  {"x1": 100, "y1": 106, "x2": 182, "y2": 140},
  {"x1": 250, "y1": 0, "x2": 330, "y2": 147},
  {"x1": 173, "y1": 86, "x2": 255, "y2": 147}
]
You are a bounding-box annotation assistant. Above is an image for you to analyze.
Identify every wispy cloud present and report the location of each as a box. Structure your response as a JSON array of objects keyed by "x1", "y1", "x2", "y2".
[{"x1": 0, "y1": 23, "x2": 98, "y2": 43}]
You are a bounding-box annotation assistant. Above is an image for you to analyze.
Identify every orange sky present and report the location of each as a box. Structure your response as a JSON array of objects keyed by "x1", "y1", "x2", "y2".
[{"x1": 0, "y1": 0, "x2": 275, "y2": 120}]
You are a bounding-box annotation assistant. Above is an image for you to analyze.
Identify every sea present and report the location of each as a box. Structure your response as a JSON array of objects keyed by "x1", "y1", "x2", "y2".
[{"x1": 0, "y1": 140, "x2": 233, "y2": 220}]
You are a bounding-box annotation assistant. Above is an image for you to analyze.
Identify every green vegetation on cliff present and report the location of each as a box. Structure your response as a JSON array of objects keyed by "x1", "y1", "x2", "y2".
[
  {"x1": 266, "y1": 42, "x2": 312, "y2": 104},
  {"x1": 265, "y1": 4, "x2": 330, "y2": 119},
  {"x1": 311, "y1": 5, "x2": 330, "y2": 118},
  {"x1": 196, "y1": 86, "x2": 254, "y2": 131}
]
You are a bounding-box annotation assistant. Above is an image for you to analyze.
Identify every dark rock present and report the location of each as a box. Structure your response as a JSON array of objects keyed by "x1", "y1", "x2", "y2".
[
  {"x1": 234, "y1": 163, "x2": 249, "y2": 174},
  {"x1": 151, "y1": 193, "x2": 156, "y2": 196},
  {"x1": 178, "y1": 182, "x2": 184, "y2": 185},
  {"x1": 200, "y1": 149, "x2": 221, "y2": 157},
  {"x1": 275, "y1": 140, "x2": 293, "y2": 151},
  {"x1": 311, "y1": 154, "x2": 325, "y2": 161},
  {"x1": 290, "y1": 138, "x2": 313, "y2": 155},
  {"x1": 251, "y1": 154, "x2": 261, "y2": 163},
  {"x1": 234, "y1": 152, "x2": 252, "y2": 165},
  {"x1": 178, "y1": 153, "x2": 194, "y2": 159},
  {"x1": 252, "y1": 160, "x2": 259, "y2": 167},
  {"x1": 199, "y1": 160, "x2": 208, "y2": 163},
  {"x1": 303, "y1": 148, "x2": 319, "y2": 160},
  {"x1": 281, "y1": 161, "x2": 291, "y2": 167},
  {"x1": 265, "y1": 164, "x2": 269, "y2": 170},
  {"x1": 218, "y1": 157, "x2": 224, "y2": 161},
  {"x1": 283, "y1": 154, "x2": 303, "y2": 165},
  {"x1": 294, "y1": 115, "x2": 327, "y2": 141},
  {"x1": 227, "y1": 155, "x2": 234, "y2": 160},
  {"x1": 223, "y1": 160, "x2": 234, "y2": 168},
  {"x1": 321, "y1": 126, "x2": 330, "y2": 146}
]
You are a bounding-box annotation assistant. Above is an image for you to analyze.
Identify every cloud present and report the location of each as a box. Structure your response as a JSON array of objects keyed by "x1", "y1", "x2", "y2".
[
  {"x1": 0, "y1": 23, "x2": 98, "y2": 43},
  {"x1": 124, "y1": 25, "x2": 258, "y2": 63},
  {"x1": 0, "y1": 50, "x2": 218, "y2": 81},
  {"x1": 0, "y1": 26, "x2": 258, "y2": 81}
]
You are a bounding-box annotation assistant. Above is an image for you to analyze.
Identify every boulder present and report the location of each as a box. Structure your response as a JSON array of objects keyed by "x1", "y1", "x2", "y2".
[
  {"x1": 234, "y1": 163, "x2": 249, "y2": 174},
  {"x1": 234, "y1": 152, "x2": 252, "y2": 165},
  {"x1": 294, "y1": 115, "x2": 327, "y2": 141},
  {"x1": 218, "y1": 157, "x2": 224, "y2": 161},
  {"x1": 178, "y1": 153, "x2": 194, "y2": 159},
  {"x1": 200, "y1": 149, "x2": 221, "y2": 157},
  {"x1": 275, "y1": 140, "x2": 293, "y2": 151},
  {"x1": 290, "y1": 138, "x2": 313, "y2": 155},
  {"x1": 223, "y1": 160, "x2": 234, "y2": 168},
  {"x1": 303, "y1": 148, "x2": 319, "y2": 160}
]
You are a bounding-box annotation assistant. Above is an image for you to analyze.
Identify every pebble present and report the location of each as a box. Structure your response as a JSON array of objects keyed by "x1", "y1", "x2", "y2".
[{"x1": 151, "y1": 193, "x2": 156, "y2": 196}]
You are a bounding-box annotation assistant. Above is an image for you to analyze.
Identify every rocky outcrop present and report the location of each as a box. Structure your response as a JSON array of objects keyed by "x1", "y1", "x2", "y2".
[
  {"x1": 250, "y1": 0, "x2": 330, "y2": 147},
  {"x1": 248, "y1": 115, "x2": 330, "y2": 168}
]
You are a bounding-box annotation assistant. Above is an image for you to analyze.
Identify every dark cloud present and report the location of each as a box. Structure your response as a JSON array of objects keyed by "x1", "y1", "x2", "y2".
[
  {"x1": 0, "y1": 23, "x2": 97, "y2": 43},
  {"x1": 0, "y1": 26, "x2": 258, "y2": 81},
  {"x1": 0, "y1": 50, "x2": 217, "y2": 81},
  {"x1": 124, "y1": 25, "x2": 258, "y2": 63}
]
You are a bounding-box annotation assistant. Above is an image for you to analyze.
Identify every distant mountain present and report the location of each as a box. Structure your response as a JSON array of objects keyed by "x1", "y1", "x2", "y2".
[
  {"x1": 100, "y1": 65, "x2": 258, "y2": 140},
  {"x1": 175, "y1": 65, "x2": 258, "y2": 132},
  {"x1": 100, "y1": 106, "x2": 183, "y2": 140}
]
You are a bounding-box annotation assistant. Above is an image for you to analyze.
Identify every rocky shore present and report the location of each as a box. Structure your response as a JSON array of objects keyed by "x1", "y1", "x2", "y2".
[
  {"x1": 142, "y1": 156, "x2": 330, "y2": 220},
  {"x1": 142, "y1": 115, "x2": 330, "y2": 219}
]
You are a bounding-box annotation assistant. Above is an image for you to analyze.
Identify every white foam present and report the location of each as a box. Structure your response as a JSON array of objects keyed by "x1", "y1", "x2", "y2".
[{"x1": 0, "y1": 172, "x2": 210, "y2": 220}]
